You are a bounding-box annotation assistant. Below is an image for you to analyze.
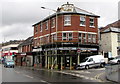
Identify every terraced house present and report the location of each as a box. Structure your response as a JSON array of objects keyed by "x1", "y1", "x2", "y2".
[{"x1": 33, "y1": 2, "x2": 100, "y2": 70}]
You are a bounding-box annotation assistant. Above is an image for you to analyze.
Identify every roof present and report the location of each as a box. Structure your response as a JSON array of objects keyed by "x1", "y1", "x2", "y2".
[
  {"x1": 18, "y1": 36, "x2": 33, "y2": 47},
  {"x1": 33, "y1": 2, "x2": 100, "y2": 26},
  {"x1": 101, "y1": 27, "x2": 120, "y2": 33},
  {"x1": 100, "y1": 20, "x2": 120, "y2": 32}
]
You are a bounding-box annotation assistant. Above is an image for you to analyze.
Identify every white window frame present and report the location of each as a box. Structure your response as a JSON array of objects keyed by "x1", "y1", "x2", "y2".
[
  {"x1": 52, "y1": 34, "x2": 56, "y2": 42},
  {"x1": 35, "y1": 25, "x2": 38, "y2": 34},
  {"x1": 46, "y1": 36, "x2": 49, "y2": 43},
  {"x1": 83, "y1": 33, "x2": 86, "y2": 43},
  {"x1": 88, "y1": 34, "x2": 92, "y2": 43},
  {"x1": 64, "y1": 15, "x2": 71, "y2": 26},
  {"x1": 78, "y1": 33, "x2": 82, "y2": 43},
  {"x1": 62, "y1": 33, "x2": 67, "y2": 40},
  {"x1": 45, "y1": 21, "x2": 48, "y2": 30},
  {"x1": 89, "y1": 17, "x2": 95, "y2": 27},
  {"x1": 68, "y1": 33, "x2": 73, "y2": 41},
  {"x1": 51, "y1": 18, "x2": 55, "y2": 28},
  {"x1": 80, "y1": 16, "x2": 86, "y2": 26},
  {"x1": 92, "y1": 34, "x2": 96, "y2": 43},
  {"x1": 40, "y1": 23, "x2": 42, "y2": 32}
]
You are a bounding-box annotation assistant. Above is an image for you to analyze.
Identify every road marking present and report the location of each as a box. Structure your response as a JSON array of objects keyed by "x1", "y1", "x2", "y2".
[
  {"x1": 23, "y1": 74, "x2": 34, "y2": 79},
  {"x1": 94, "y1": 72, "x2": 105, "y2": 82},
  {"x1": 57, "y1": 71, "x2": 103, "y2": 82},
  {"x1": 14, "y1": 70, "x2": 20, "y2": 74},
  {"x1": 40, "y1": 79, "x2": 51, "y2": 84}
]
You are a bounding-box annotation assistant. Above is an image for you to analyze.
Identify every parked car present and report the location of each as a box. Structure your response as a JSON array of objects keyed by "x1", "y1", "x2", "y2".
[
  {"x1": 108, "y1": 56, "x2": 120, "y2": 64},
  {"x1": 76, "y1": 55, "x2": 105, "y2": 69},
  {"x1": 4, "y1": 59, "x2": 15, "y2": 68}
]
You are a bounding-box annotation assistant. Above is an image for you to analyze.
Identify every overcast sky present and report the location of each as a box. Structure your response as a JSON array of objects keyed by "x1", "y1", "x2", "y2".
[{"x1": 0, "y1": 0, "x2": 119, "y2": 43}]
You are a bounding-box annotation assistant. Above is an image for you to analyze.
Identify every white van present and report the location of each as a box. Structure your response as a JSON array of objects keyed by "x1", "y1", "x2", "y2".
[{"x1": 76, "y1": 55, "x2": 105, "y2": 69}]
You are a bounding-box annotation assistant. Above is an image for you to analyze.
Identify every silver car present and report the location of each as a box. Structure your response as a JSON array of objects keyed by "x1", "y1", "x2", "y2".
[{"x1": 108, "y1": 56, "x2": 120, "y2": 64}]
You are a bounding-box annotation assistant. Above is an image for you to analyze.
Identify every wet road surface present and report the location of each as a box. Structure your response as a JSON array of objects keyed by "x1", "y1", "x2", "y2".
[{"x1": 1, "y1": 65, "x2": 111, "y2": 84}]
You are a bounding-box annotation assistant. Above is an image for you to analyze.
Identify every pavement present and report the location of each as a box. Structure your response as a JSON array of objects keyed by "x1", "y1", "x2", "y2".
[{"x1": 16, "y1": 66, "x2": 118, "y2": 84}]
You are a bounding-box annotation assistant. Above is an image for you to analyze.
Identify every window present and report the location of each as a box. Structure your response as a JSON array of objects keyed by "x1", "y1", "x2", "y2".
[
  {"x1": 62, "y1": 33, "x2": 67, "y2": 40},
  {"x1": 80, "y1": 16, "x2": 86, "y2": 26},
  {"x1": 88, "y1": 34, "x2": 92, "y2": 43},
  {"x1": 46, "y1": 36, "x2": 49, "y2": 43},
  {"x1": 118, "y1": 34, "x2": 120, "y2": 42},
  {"x1": 83, "y1": 33, "x2": 86, "y2": 43},
  {"x1": 64, "y1": 15, "x2": 71, "y2": 26},
  {"x1": 89, "y1": 17, "x2": 94, "y2": 27},
  {"x1": 35, "y1": 25, "x2": 38, "y2": 33},
  {"x1": 52, "y1": 34, "x2": 56, "y2": 42},
  {"x1": 78, "y1": 33, "x2": 82, "y2": 43},
  {"x1": 40, "y1": 23, "x2": 42, "y2": 32},
  {"x1": 45, "y1": 21, "x2": 48, "y2": 30},
  {"x1": 51, "y1": 18, "x2": 55, "y2": 28},
  {"x1": 92, "y1": 35, "x2": 96, "y2": 43},
  {"x1": 68, "y1": 33, "x2": 73, "y2": 41}
]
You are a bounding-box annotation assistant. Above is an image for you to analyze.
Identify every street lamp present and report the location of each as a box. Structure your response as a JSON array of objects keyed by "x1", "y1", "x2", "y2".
[
  {"x1": 41, "y1": 7, "x2": 58, "y2": 69},
  {"x1": 41, "y1": 7, "x2": 58, "y2": 41}
]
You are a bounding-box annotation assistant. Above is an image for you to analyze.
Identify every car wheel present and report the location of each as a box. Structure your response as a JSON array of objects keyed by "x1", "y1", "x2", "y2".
[
  {"x1": 85, "y1": 65, "x2": 89, "y2": 69},
  {"x1": 100, "y1": 63, "x2": 104, "y2": 68},
  {"x1": 117, "y1": 60, "x2": 120, "y2": 64}
]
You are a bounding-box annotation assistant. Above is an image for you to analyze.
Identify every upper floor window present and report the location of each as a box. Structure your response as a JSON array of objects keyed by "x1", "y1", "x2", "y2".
[
  {"x1": 80, "y1": 16, "x2": 86, "y2": 26},
  {"x1": 52, "y1": 34, "x2": 56, "y2": 42},
  {"x1": 51, "y1": 18, "x2": 55, "y2": 28},
  {"x1": 35, "y1": 25, "x2": 38, "y2": 33},
  {"x1": 89, "y1": 17, "x2": 94, "y2": 27},
  {"x1": 83, "y1": 33, "x2": 86, "y2": 43},
  {"x1": 64, "y1": 15, "x2": 71, "y2": 26},
  {"x1": 40, "y1": 23, "x2": 42, "y2": 32},
  {"x1": 118, "y1": 34, "x2": 120, "y2": 42},
  {"x1": 46, "y1": 36, "x2": 49, "y2": 43},
  {"x1": 78, "y1": 33, "x2": 82, "y2": 43},
  {"x1": 88, "y1": 34, "x2": 92, "y2": 43},
  {"x1": 62, "y1": 33, "x2": 67, "y2": 40},
  {"x1": 92, "y1": 34, "x2": 96, "y2": 43},
  {"x1": 68, "y1": 33, "x2": 73, "y2": 41},
  {"x1": 45, "y1": 21, "x2": 48, "y2": 30}
]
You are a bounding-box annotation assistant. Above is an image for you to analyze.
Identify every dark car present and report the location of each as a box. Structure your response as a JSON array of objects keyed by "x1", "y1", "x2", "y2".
[{"x1": 4, "y1": 59, "x2": 15, "y2": 68}]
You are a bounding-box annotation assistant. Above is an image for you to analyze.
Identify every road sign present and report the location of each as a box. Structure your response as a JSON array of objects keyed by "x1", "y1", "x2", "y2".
[{"x1": 77, "y1": 49, "x2": 81, "y2": 53}]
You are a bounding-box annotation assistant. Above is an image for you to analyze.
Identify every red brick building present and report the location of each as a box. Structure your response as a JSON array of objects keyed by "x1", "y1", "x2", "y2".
[
  {"x1": 33, "y1": 2, "x2": 100, "y2": 70},
  {"x1": 17, "y1": 36, "x2": 33, "y2": 66}
]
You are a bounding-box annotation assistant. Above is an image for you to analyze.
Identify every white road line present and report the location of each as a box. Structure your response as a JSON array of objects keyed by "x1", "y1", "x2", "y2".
[
  {"x1": 23, "y1": 74, "x2": 34, "y2": 79},
  {"x1": 40, "y1": 79, "x2": 51, "y2": 84}
]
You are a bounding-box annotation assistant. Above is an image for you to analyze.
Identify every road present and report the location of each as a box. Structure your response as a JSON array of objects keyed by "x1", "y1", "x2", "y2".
[{"x1": 1, "y1": 64, "x2": 115, "y2": 84}]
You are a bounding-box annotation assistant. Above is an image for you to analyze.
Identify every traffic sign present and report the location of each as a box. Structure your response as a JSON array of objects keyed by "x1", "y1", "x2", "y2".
[{"x1": 77, "y1": 49, "x2": 81, "y2": 53}]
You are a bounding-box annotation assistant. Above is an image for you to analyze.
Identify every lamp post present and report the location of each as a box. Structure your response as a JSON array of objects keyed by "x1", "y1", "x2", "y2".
[
  {"x1": 41, "y1": 7, "x2": 58, "y2": 41},
  {"x1": 41, "y1": 7, "x2": 58, "y2": 69}
]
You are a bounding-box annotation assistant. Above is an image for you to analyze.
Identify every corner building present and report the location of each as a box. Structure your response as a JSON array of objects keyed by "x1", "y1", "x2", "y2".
[{"x1": 33, "y1": 2, "x2": 100, "y2": 70}]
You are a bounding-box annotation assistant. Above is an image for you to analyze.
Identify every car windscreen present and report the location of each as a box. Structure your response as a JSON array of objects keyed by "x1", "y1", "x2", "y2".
[{"x1": 81, "y1": 58, "x2": 88, "y2": 62}]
